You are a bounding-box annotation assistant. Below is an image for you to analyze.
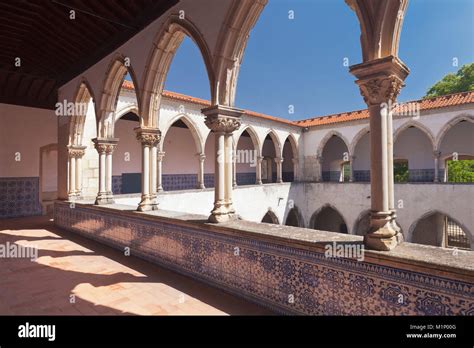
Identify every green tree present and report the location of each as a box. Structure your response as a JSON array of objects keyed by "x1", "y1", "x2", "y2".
[
  {"x1": 425, "y1": 63, "x2": 474, "y2": 98},
  {"x1": 394, "y1": 161, "x2": 409, "y2": 183},
  {"x1": 447, "y1": 160, "x2": 474, "y2": 183}
]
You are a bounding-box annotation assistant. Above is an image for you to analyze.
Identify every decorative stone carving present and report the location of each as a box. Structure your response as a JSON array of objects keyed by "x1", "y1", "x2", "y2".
[
  {"x1": 201, "y1": 105, "x2": 244, "y2": 134},
  {"x1": 135, "y1": 128, "x2": 161, "y2": 147},
  {"x1": 67, "y1": 146, "x2": 86, "y2": 158},
  {"x1": 92, "y1": 139, "x2": 118, "y2": 154},
  {"x1": 205, "y1": 116, "x2": 241, "y2": 134},
  {"x1": 357, "y1": 74, "x2": 404, "y2": 106}
]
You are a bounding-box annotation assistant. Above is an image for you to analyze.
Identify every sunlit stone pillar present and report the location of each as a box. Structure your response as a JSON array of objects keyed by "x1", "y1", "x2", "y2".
[
  {"x1": 197, "y1": 153, "x2": 206, "y2": 189},
  {"x1": 93, "y1": 139, "x2": 117, "y2": 205},
  {"x1": 69, "y1": 156, "x2": 76, "y2": 198},
  {"x1": 232, "y1": 152, "x2": 237, "y2": 188},
  {"x1": 157, "y1": 151, "x2": 165, "y2": 192},
  {"x1": 433, "y1": 150, "x2": 441, "y2": 183},
  {"x1": 275, "y1": 157, "x2": 283, "y2": 183},
  {"x1": 135, "y1": 128, "x2": 161, "y2": 211},
  {"x1": 202, "y1": 105, "x2": 243, "y2": 223},
  {"x1": 105, "y1": 144, "x2": 116, "y2": 201},
  {"x1": 67, "y1": 146, "x2": 86, "y2": 199},
  {"x1": 349, "y1": 155, "x2": 356, "y2": 182},
  {"x1": 256, "y1": 156, "x2": 263, "y2": 185},
  {"x1": 350, "y1": 56, "x2": 409, "y2": 251}
]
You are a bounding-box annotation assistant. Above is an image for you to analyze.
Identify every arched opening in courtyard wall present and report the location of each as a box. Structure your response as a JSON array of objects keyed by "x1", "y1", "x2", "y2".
[
  {"x1": 261, "y1": 132, "x2": 281, "y2": 183},
  {"x1": 282, "y1": 135, "x2": 297, "y2": 182},
  {"x1": 113, "y1": 110, "x2": 141, "y2": 194},
  {"x1": 262, "y1": 210, "x2": 279, "y2": 224},
  {"x1": 161, "y1": 116, "x2": 203, "y2": 191},
  {"x1": 394, "y1": 125, "x2": 435, "y2": 182},
  {"x1": 110, "y1": 80, "x2": 141, "y2": 195},
  {"x1": 285, "y1": 206, "x2": 303, "y2": 228},
  {"x1": 410, "y1": 211, "x2": 472, "y2": 250},
  {"x1": 351, "y1": 129, "x2": 370, "y2": 182},
  {"x1": 320, "y1": 134, "x2": 350, "y2": 182},
  {"x1": 437, "y1": 117, "x2": 474, "y2": 183},
  {"x1": 310, "y1": 205, "x2": 348, "y2": 234},
  {"x1": 234, "y1": 127, "x2": 259, "y2": 186}
]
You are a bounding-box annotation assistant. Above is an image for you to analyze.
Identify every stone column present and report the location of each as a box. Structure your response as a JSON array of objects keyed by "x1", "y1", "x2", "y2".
[
  {"x1": 433, "y1": 150, "x2": 441, "y2": 183},
  {"x1": 157, "y1": 151, "x2": 165, "y2": 192},
  {"x1": 292, "y1": 158, "x2": 299, "y2": 182},
  {"x1": 349, "y1": 155, "x2": 356, "y2": 182},
  {"x1": 135, "y1": 128, "x2": 161, "y2": 211},
  {"x1": 350, "y1": 56, "x2": 409, "y2": 251},
  {"x1": 93, "y1": 139, "x2": 118, "y2": 205},
  {"x1": 197, "y1": 153, "x2": 206, "y2": 189},
  {"x1": 232, "y1": 153, "x2": 237, "y2": 188},
  {"x1": 69, "y1": 156, "x2": 76, "y2": 197},
  {"x1": 256, "y1": 156, "x2": 263, "y2": 185},
  {"x1": 67, "y1": 146, "x2": 86, "y2": 199},
  {"x1": 105, "y1": 145, "x2": 115, "y2": 198},
  {"x1": 275, "y1": 157, "x2": 283, "y2": 183},
  {"x1": 202, "y1": 105, "x2": 243, "y2": 223}
]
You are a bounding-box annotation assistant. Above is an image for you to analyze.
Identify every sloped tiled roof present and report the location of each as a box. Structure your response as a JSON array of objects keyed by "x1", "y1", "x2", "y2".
[
  {"x1": 121, "y1": 80, "x2": 299, "y2": 127},
  {"x1": 296, "y1": 91, "x2": 474, "y2": 127},
  {"x1": 121, "y1": 80, "x2": 474, "y2": 128}
]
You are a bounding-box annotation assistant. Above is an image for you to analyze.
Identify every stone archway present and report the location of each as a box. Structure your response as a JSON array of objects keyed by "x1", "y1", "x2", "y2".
[
  {"x1": 319, "y1": 133, "x2": 350, "y2": 182},
  {"x1": 234, "y1": 126, "x2": 260, "y2": 186},
  {"x1": 160, "y1": 115, "x2": 205, "y2": 191},
  {"x1": 261, "y1": 210, "x2": 279, "y2": 224},
  {"x1": 409, "y1": 211, "x2": 472, "y2": 250},
  {"x1": 310, "y1": 204, "x2": 348, "y2": 234}
]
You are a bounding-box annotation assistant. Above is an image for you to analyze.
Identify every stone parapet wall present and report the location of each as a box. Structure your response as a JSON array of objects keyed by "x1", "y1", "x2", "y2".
[{"x1": 54, "y1": 201, "x2": 474, "y2": 315}]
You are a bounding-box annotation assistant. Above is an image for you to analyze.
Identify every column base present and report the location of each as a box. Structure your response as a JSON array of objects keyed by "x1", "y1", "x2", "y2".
[
  {"x1": 94, "y1": 192, "x2": 114, "y2": 205},
  {"x1": 256, "y1": 180, "x2": 263, "y2": 185},
  {"x1": 137, "y1": 195, "x2": 154, "y2": 212},
  {"x1": 198, "y1": 184, "x2": 206, "y2": 190},
  {"x1": 364, "y1": 211, "x2": 402, "y2": 251},
  {"x1": 208, "y1": 201, "x2": 238, "y2": 223}
]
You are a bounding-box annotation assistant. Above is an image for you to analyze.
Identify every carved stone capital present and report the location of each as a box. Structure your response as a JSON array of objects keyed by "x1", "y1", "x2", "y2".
[
  {"x1": 202, "y1": 105, "x2": 244, "y2": 134},
  {"x1": 134, "y1": 128, "x2": 161, "y2": 147},
  {"x1": 274, "y1": 157, "x2": 283, "y2": 164},
  {"x1": 357, "y1": 75, "x2": 405, "y2": 106},
  {"x1": 433, "y1": 150, "x2": 442, "y2": 159},
  {"x1": 157, "y1": 151, "x2": 165, "y2": 161},
  {"x1": 67, "y1": 146, "x2": 87, "y2": 159},
  {"x1": 350, "y1": 56, "x2": 409, "y2": 107},
  {"x1": 92, "y1": 138, "x2": 118, "y2": 155}
]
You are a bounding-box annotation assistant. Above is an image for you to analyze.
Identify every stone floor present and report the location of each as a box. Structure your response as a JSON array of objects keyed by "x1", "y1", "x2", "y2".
[{"x1": 0, "y1": 215, "x2": 272, "y2": 315}]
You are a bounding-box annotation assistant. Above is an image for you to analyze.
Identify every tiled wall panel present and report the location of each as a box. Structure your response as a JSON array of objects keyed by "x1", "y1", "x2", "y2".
[
  {"x1": 54, "y1": 202, "x2": 473, "y2": 315},
  {"x1": 0, "y1": 177, "x2": 42, "y2": 218}
]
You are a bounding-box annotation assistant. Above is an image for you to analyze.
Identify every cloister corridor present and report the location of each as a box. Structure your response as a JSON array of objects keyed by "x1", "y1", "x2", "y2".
[{"x1": 0, "y1": 215, "x2": 270, "y2": 315}]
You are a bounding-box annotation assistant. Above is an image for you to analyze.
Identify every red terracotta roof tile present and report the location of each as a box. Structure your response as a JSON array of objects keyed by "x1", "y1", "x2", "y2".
[
  {"x1": 296, "y1": 91, "x2": 474, "y2": 127},
  {"x1": 121, "y1": 81, "x2": 473, "y2": 128}
]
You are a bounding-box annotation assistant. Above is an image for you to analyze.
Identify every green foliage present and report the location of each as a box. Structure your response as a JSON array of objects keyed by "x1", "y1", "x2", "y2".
[
  {"x1": 343, "y1": 163, "x2": 351, "y2": 182},
  {"x1": 447, "y1": 160, "x2": 474, "y2": 183},
  {"x1": 425, "y1": 63, "x2": 474, "y2": 98},
  {"x1": 394, "y1": 161, "x2": 409, "y2": 182}
]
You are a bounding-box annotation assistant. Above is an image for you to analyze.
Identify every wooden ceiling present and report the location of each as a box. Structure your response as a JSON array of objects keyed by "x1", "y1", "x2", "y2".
[{"x1": 0, "y1": 0, "x2": 178, "y2": 110}]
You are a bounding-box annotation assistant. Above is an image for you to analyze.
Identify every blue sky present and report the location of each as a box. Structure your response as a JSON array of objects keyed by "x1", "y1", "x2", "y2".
[{"x1": 161, "y1": 0, "x2": 474, "y2": 121}]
